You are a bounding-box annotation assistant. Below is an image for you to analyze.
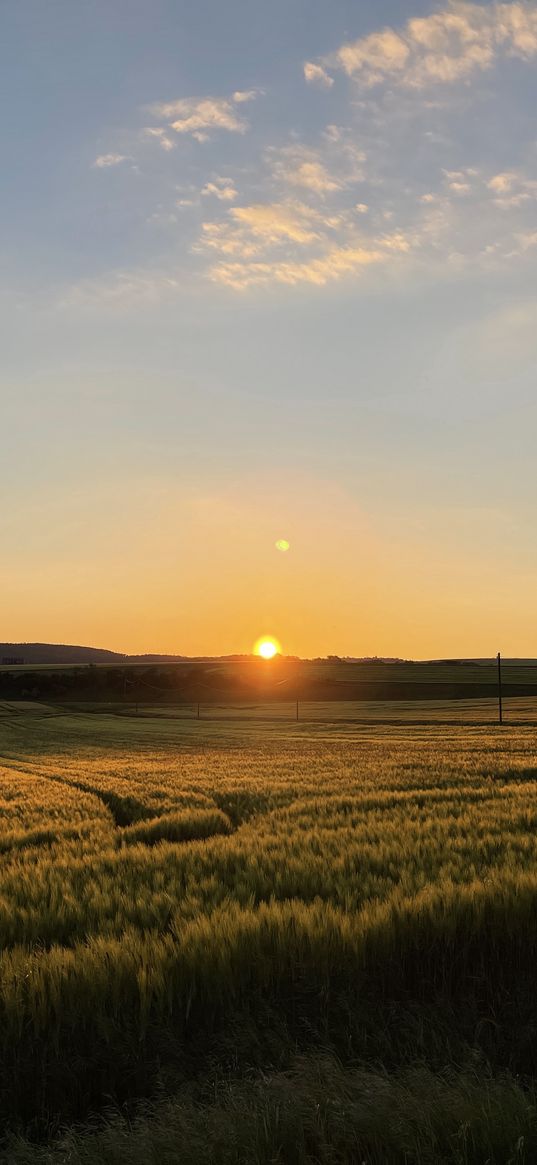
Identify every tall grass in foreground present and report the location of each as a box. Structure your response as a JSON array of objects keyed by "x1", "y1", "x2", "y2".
[
  {"x1": 3, "y1": 719, "x2": 537, "y2": 1142},
  {"x1": 3, "y1": 877, "x2": 537, "y2": 1128},
  {"x1": 9, "y1": 1058, "x2": 537, "y2": 1164}
]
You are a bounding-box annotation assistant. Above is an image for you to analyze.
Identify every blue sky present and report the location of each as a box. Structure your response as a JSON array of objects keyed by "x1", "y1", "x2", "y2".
[{"x1": 2, "y1": 1, "x2": 537, "y2": 655}]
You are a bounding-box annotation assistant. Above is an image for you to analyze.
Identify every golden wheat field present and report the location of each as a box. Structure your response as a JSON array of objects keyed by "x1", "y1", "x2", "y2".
[{"x1": 4, "y1": 707, "x2": 537, "y2": 1162}]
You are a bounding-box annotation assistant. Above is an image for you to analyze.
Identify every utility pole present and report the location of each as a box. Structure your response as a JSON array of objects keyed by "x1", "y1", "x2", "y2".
[{"x1": 497, "y1": 652, "x2": 503, "y2": 725}]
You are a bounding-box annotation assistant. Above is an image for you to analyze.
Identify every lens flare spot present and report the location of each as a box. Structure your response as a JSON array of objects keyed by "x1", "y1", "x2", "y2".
[
  {"x1": 275, "y1": 539, "x2": 290, "y2": 552},
  {"x1": 254, "y1": 636, "x2": 281, "y2": 659}
]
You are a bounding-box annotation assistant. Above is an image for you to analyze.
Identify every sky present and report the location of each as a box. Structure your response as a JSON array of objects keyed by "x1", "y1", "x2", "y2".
[{"x1": 2, "y1": 0, "x2": 537, "y2": 659}]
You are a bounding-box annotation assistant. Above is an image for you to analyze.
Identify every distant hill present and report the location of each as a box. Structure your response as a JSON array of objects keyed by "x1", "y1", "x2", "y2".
[
  {"x1": 0, "y1": 643, "x2": 127, "y2": 665},
  {"x1": 0, "y1": 643, "x2": 195, "y2": 666},
  {"x1": 2, "y1": 644, "x2": 537, "y2": 668},
  {"x1": 426, "y1": 658, "x2": 537, "y2": 666},
  {"x1": 342, "y1": 656, "x2": 409, "y2": 664},
  {"x1": 1, "y1": 644, "x2": 409, "y2": 666}
]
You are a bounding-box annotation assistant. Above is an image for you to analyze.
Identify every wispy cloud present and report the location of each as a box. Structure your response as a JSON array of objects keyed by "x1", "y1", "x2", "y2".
[
  {"x1": 197, "y1": 194, "x2": 414, "y2": 289},
  {"x1": 442, "y1": 167, "x2": 478, "y2": 194},
  {"x1": 149, "y1": 90, "x2": 259, "y2": 142},
  {"x1": 80, "y1": 4, "x2": 537, "y2": 299},
  {"x1": 200, "y1": 202, "x2": 325, "y2": 258},
  {"x1": 195, "y1": 142, "x2": 537, "y2": 291},
  {"x1": 310, "y1": 2, "x2": 537, "y2": 90},
  {"x1": 93, "y1": 153, "x2": 129, "y2": 168},
  {"x1": 269, "y1": 146, "x2": 344, "y2": 195},
  {"x1": 487, "y1": 170, "x2": 537, "y2": 207},
  {"x1": 232, "y1": 89, "x2": 259, "y2": 104},
  {"x1": 488, "y1": 171, "x2": 517, "y2": 193},
  {"x1": 143, "y1": 127, "x2": 175, "y2": 151},
  {"x1": 207, "y1": 239, "x2": 405, "y2": 290},
  {"x1": 202, "y1": 176, "x2": 238, "y2": 201},
  {"x1": 303, "y1": 62, "x2": 334, "y2": 88},
  {"x1": 515, "y1": 229, "x2": 537, "y2": 251},
  {"x1": 267, "y1": 136, "x2": 367, "y2": 199}
]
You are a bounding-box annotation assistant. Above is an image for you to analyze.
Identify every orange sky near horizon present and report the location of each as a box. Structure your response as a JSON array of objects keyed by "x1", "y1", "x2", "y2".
[
  {"x1": 2, "y1": 470, "x2": 535, "y2": 660},
  {"x1": 5, "y1": 0, "x2": 537, "y2": 666}
]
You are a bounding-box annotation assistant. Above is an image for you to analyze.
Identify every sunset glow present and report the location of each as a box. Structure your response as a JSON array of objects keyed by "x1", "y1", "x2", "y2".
[
  {"x1": 3, "y1": 0, "x2": 537, "y2": 661},
  {"x1": 254, "y1": 637, "x2": 281, "y2": 660}
]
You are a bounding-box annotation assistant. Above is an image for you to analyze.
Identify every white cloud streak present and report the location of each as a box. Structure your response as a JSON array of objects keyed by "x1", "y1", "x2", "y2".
[
  {"x1": 200, "y1": 202, "x2": 326, "y2": 258},
  {"x1": 93, "y1": 154, "x2": 128, "y2": 168},
  {"x1": 197, "y1": 195, "x2": 414, "y2": 289},
  {"x1": 233, "y1": 89, "x2": 259, "y2": 103},
  {"x1": 202, "y1": 177, "x2": 238, "y2": 201},
  {"x1": 143, "y1": 127, "x2": 175, "y2": 151},
  {"x1": 149, "y1": 90, "x2": 259, "y2": 141},
  {"x1": 312, "y1": 2, "x2": 537, "y2": 89},
  {"x1": 208, "y1": 239, "x2": 404, "y2": 290},
  {"x1": 85, "y1": 6, "x2": 537, "y2": 299},
  {"x1": 267, "y1": 138, "x2": 367, "y2": 203},
  {"x1": 270, "y1": 146, "x2": 344, "y2": 195},
  {"x1": 303, "y1": 62, "x2": 334, "y2": 88}
]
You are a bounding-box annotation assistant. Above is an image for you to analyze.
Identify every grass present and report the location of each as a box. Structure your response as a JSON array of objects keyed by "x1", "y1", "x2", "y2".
[
  {"x1": 8, "y1": 1058, "x2": 537, "y2": 1164},
  {"x1": 3, "y1": 710, "x2": 537, "y2": 1158},
  {"x1": 121, "y1": 807, "x2": 233, "y2": 845},
  {"x1": 8, "y1": 694, "x2": 537, "y2": 725}
]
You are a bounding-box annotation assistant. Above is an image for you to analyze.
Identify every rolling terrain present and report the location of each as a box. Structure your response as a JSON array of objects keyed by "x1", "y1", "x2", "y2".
[{"x1": 3, "y1": 711, "x2": 537, "y2": 1161}]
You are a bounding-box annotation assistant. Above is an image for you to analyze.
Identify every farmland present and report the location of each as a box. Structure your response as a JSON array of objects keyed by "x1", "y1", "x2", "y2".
[
  {"x1": 4, "y1": 708, "x2": 537, "y2": 1162},
  {"x1": 3, "y1": 655, "x2": 537, "y2": 711}
]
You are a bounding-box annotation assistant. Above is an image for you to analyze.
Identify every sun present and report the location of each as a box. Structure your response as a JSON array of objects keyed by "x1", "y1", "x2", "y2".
[
  {"x1": 254, "y1": 636, "x2": 281, "y2": 660},
  {"x1": 258, "y1": 640, "x2": 277, "y2": 659}
]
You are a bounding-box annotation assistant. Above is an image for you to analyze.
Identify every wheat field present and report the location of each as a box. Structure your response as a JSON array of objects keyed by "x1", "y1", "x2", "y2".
[{"x1": 3, "y1": 708, "x2": 537, "y2": 1161}]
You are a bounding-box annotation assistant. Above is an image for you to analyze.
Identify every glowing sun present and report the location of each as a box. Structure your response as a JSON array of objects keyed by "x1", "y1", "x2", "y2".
[{"x1": 254, "y1": 636, "x2": 281, "y2": 660}]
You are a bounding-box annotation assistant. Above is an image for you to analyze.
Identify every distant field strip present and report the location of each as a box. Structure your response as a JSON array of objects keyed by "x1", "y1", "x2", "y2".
[
  {"x1": 0, "y1": 700, "x2": 61, "y2": 720},
  {"x1": 4, "y1": 691, "x2": 537, "y2": 727},
  {"x1": 63, "y1": 695, "x2": 537, "y2": 722}
]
